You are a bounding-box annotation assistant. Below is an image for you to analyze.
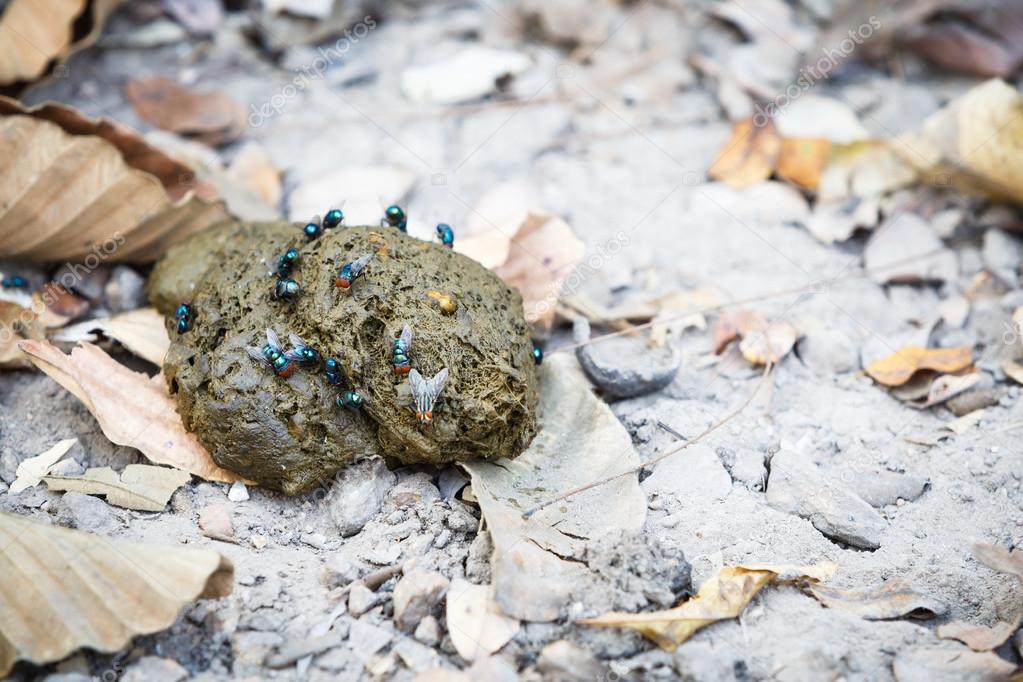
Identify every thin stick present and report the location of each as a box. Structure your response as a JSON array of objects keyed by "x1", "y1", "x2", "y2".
[{"x1": 522, "y1": 359, "x2": 774, "y2": 519}]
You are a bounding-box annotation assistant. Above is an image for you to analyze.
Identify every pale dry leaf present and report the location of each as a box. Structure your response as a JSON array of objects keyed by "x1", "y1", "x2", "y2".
[
  {"x1": 400, "y1": 46, "x2": 531, "y2": 105},
  {"x1": 125, "y1": 76, "x2": 246, "y2": 147},
  {"x1": 816, "y1": 141, "x2": 917, "y2": 204},
  {"x1": 945, "y1": 409, "x2": 985, "y2": 435},
  {"x1": 0, "y1": 97, "x2": 230, "y2": 263},
  {"x1": 456, "y1": 180, "x2": 538, "y2": 268},
  {"x1": 227, "y1": 141, "x2": 281, "y2": 208},
  {"x1": 908, "y1": 372, "x2": 981, "y2": 409},
  {"x1": 807, "y1": 577, "x2": 947, "y2": 620},
  {"x1": 18, "y1": 339, "x2": 247, "y2": 483},
  {"x1": 865, "y1": 346, "x2": 973, "y2": 386},
  {"x1": 0, "y1": 0, "x2": 123, "y2": 96},
  {"x1": 492, "y1": 212, "x2": 585, "y2": 329},
  {"x1": 580, "y1": 562, "x2": 836, "y2": 651},
  {"x1": 898, "y1": 78, "x2": 1023, "y2": 204},
  {"x1": 714, "y1": 309, "x2": 797, "y2": 365},
  {"x1": 446, "y1": 579, "x2": 521, "y2": 661},
  {"x1": 0, "y1": 300, "x2": 44, "y2": 368},
  {"x1": 1002, "y1": 359, "x2": 1023, "y2": 386},
  {"x1": 461, "y1": 354, "x2": 646, "y2": 622},
  {"x1": 9, "y1": 437, "x2": 78, "y2": 494},
  {"x1": 53, "y1": 307, "x2": 170, "y2": 366},
  {"x1": 0, "y1": 511, "x2": 232, "y2": 676},
  {"x1": 43, "y1": 464, "x2": 190, "y2": 512}
]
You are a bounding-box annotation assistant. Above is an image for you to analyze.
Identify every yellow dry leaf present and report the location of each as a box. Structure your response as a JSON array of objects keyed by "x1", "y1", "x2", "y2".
[
  {"x1": 708, "y1": 119, "x2": 782, "y2": 189},
  {"x1": 0, "y1": 511, "x2": 232, "y2": 676},
  {"x1": 43, "y1": 464, "x2": 191, "y2": 512},
  {"x1": 580, "y1": 562, "x2": 836, "y2": 651},
  {"x1": 865, "y1": 346, "x2": 973, "y2": 387},
  {"x1": 775, "y1": 138, "x2": 831, "y2": 190},
  {"x1": 897, "y1": 79, "x2": 1023, "y2": 204},
  {"x1": 18, "y1": 339, "x2": 247, "y2": 483}
]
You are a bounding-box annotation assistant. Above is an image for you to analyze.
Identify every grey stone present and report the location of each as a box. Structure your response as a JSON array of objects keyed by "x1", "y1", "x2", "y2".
[
  {"x1": 104, "y1": 265, "x2": 148, "y2": 312},
  {"x1": 328, "y1": 457, "x2": 396, "y2": 536},
  {"x1": 641, "y1": 443, "x2": 732, "y2": 501},
  {"x1": 468, "y1": 656, "x2": 520, "y2": 681},
  {"x1": 56, "y1": 492, "x2": 120, "y2": 534},
  {"x1": 767, "y1": 450, "x2": 886, "y2": 550},
  {"x1": 0, "y1": 448, "x2": 18, "y2": 483},
  {"x1": 121, "y1": 656, "x2": 187, "y2": 682},
  {"x1": 730, "y1": 448, "x2": 768, "y2": 491},
  {"x1": 982, "y1": 229, "x2": 1022, "y2": 288},
  {"x1": 573, "y1": 318, "x2": 681, "y2": 398},
  {"x1": 413, "y1": 615, "x2": 441, "y2": 646},
  {"x1": 393, "y1": 637, "x2": 439, "y2": 672},
  {"x1": 385, "y1": 472, "x2": 440, "y2": 510},
  {"x1": 227, "y1": 481, "x2": 249, "y2": 502},
  {"x1": 393, "y1": 570, "x2": 450, "y2": 632},
  {"x1": 47, "y1": 458, "x2": 86, "y2": 478},
  {"x1": 538, "y1": 640, "x2": 608, "y2": 681},
  {"x1": 796, "y1": 328, "x2": 860, "y2": 375},
  {"x1": 846, "y1": 469, "x2": 928, "y2": 507},
  {"x1": 347, "y1": 582, "x2": 381, "y2": 616},
  {"x1": 864, "y1": 214, "x2": 957, "y2": 285},
  {"x1": 466, "y1": 530, "x2": 494, "y2": 583},
  {"x1": 348, "y1": 620, "x2": 394, "y2": 662}
]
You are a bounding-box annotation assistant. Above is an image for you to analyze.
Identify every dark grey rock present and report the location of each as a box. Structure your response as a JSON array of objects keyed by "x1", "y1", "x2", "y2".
[{"x1": 573, "y1": 318, "x2": 681, "y2": 397}]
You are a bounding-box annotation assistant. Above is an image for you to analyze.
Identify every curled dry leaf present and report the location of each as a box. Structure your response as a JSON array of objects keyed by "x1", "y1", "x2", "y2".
[
  {"x1": 808, "y1": 577, "x2": 947, "y2": 620},
  {"x1": 0, "y1": 0, "x2": 123, "y2": 97},
  {"x1": 0, "y1": 97, "x2": 230, "y2": 263},
  {"x1": 53, "y1": 307, "x2": 171, "y2": 366},
  {"x1": 938, "y1": 543, "x2": 1023, "y2": 651},
  {"x1": 581, "y1": 562, "x2": 837, "y2": 651},
  {"x1": 865, "y1": 346, "x2": 973, "y2": 387},
  {"x1": 907, "y1": 372, "x2": 981, "y2": 410},
  {"x1": 9, "y1": 437, "x2": 78, "y2": 494},
  {"x1": 713, "y1": 309, "x2": 797, "y2": 365},
  {"x1": 445, "y1": 579, "x2": 521, "y2": 661},
  {"x1": 461, "y1": 354, "x2": 646, "y2": 622},
  {"x1": 708, "y1": 118, "x2": 830, "y2": 191},
  {"x1": 898, "y1": 79, "x2": 1023, "y2": 205},
  {"x1": 43, "y1": 464, "x2": 191, "y2": 512},
  {"x1": 125, "y1": 76, "x2": 246, "y2": 147},
  {"x1": 0, "y1": 511, "x2": 232, "y2": 676},
  {"x1": 18, "y1": 339, "x2": 247, "y2": 483}
]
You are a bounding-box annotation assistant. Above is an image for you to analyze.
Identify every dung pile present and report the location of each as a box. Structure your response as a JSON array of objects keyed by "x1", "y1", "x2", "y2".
[{"x1": 148, "y1": 221, "x2": 539, "y2": 494}]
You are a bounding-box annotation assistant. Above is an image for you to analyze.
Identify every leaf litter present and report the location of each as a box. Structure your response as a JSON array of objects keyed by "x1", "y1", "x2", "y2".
[{"x1": 43, "y1": 464, "x2": 191, "y2": 512}]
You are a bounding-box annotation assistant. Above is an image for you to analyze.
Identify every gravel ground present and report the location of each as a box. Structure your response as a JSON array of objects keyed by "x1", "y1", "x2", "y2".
[{"x1": 3, "y1": 1, "x2": 1023, "y2": 680}]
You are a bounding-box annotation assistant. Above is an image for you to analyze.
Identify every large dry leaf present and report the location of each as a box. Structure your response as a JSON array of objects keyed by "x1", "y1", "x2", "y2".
[
  {"x1": 446, "y1": 579, "x2": 520, "y2": 662},
  {"x1": 461, "y1": 354, "x2": 647, "y2": 622},
  {"x1": 0, "y1": 97, "x2": 230, "y2": 263},
  {"x1": 0, "y1": 511, "x2": 232, "y2": 675},
  {"x1": 865, "y1": 346, "x2": 973, "y2": 387},
  {"x1": 52, "y1": 307, "x2": 170, "y2": 366},
  {"x1": 0, "y1": 0, "x2": 122, "y2": 97},
  {"x1": 43, "y1": 464, "x2": 190, "y2": 512},
  {"x1": 492, "y1": 212, "x2": 585, "y2": 329},
  {"x1": 900, "y1": 2, "x2": 1023, "y2": 78},
  {"x1": 9, "y1": 438, "x2": 78, "y2": 494},
  {"x1": 125, "y1": 76, "x2": 246, "y2": 147},
  {"x1": 898, "y1": 78, "x2": 1023, "y2": 204},
  {"x1": 807, "y1": 577, "x2": 947, "y2": 620},
  {"x1": 938, "y1": 543, "x2": 1023, "y2": 651},
  {"x1": 18, "y1": 339, "x2": 246, "y2": 483},
  {"x1": 581, "y1": 562, "x2": 836, "y2": 651}
]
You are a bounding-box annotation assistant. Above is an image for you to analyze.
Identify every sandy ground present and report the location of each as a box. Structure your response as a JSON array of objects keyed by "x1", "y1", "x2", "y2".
[{"x1": 3, "y1": 1, "x2": 1023, "y2": 680}]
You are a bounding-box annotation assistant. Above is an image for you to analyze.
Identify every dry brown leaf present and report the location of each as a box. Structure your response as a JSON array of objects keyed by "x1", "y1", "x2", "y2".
[
  {"x1": 43, "y1": 464, "x2": 191, "y2": 512},
  {"x1": 125, "y1": 76, "x2": 246, "y2": 147},
  {"x1": 775, "y1": 137, "x2": 831, "y2": 190},
  {"x1": 492, "y1": 212, "x2": 585, "y2": 329},
  {"x1": 1002, "y1": 359, "x2": 1023, "y2": 386},
  {"x1": 0, "y1": 300, "x2": 45, "y2": 368},
  {"x1": 898, "y1": 79, "x2": 1023, "y2": 204},
  {"x1": 580, "y1": 562, "x2": 836, "y2": 651},
  {"x1": 900, "y1": 1, "x2": 1023, "y2": 78},
  {"x1": 9, "y1": 437, "x2": 78, "y2": 494},
  {"x1": 937, "y1": 543, "x2": 1023, "y2": 651},
  {"x1": 0, "y1": 97, "x2": 230, "y2": 263},
  {"x1": 708, "y1": 119, "x2": 782, "y2": 189},
  {"x1": 446, "y1": 579, "x2": 521, "y2": 661},
  {"x1": 53, "y1": 307, "x2": 171, "y2": 366},
  {"x1": 865, "y1": 346, "x2": 973, "y2": 387},
  {"x1": 713, "y1": 309, "x2": 797, "y2": 364},
  {"x1": 907, "y1": 372, "x2": 981, "y2": 409},
  {"x1": 0, "y1": 511, "x2": 232, "y2": 676},
  {"x1": 0, "y1": 0, "x2": 123, "y2": 97},
  {"x1": 807, "y1": 577, "x2": 947, "y2": 620},
  {"x1": 227, "y1": 141, "x2": 281, "y2": 208},
  {"x1": 18, "y1": 339, "x2": 246, "y2": 483}
]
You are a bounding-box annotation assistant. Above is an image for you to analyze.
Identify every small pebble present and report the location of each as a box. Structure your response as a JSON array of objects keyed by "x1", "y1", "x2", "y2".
[{"x1": 228, "y1": 481, "x2": 250, "y2": 502}]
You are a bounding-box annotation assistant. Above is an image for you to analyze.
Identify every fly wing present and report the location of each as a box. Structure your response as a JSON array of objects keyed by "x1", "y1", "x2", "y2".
[
  {"x1": 247, "y1": 346, "x2": 271, "y2": 369},
  {"x1": 349, "y1": 254, "x2": 371, "y2": 278},
  {"x1": 266, "y1": 328, "x2": 282, "y2": 352},
  {"x1": 408, "y1": 368, "x2": 429, "y2": 413},
  {"x1": 284, "y1": 349, "x2": 304, "y2": 362},
  {"x1": 289, "y1": 333, "x2": 307, "y2": 351},
  {"x1": 428, "y1": 367, "x2": 449, "y2": 399},
  {"x1": 399, "y1": 324, "x2": 413, "y2": 352}
]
